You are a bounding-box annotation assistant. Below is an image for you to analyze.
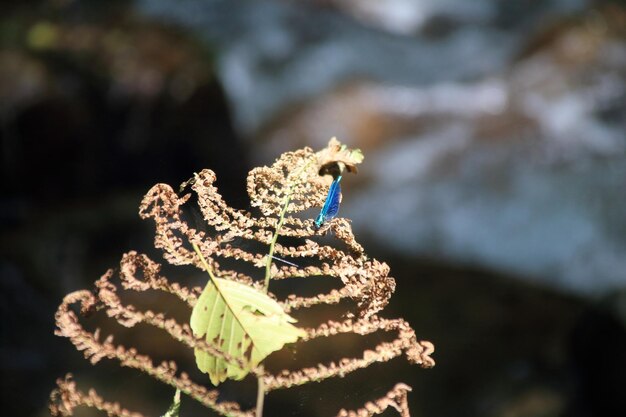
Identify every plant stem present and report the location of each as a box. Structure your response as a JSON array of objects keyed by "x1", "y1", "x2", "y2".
[
  {"x1": 192, "y1": 243, "x2": 217, "y2": 282},
  {"x1": 263, "y1": 156, "x2": 315, "y2": 293},
  {"x1": 259, "y1": 155, "x2": 315, "y2": 417},
  {"x1": 263, "y1": 194, "x2": 291, "y2": 292},
  {"x1": 256, "y1": 374, "x2": 265, "y2": 417}
]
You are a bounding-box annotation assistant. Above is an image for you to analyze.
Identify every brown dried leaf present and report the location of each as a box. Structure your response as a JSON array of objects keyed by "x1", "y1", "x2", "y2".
[{"x1": 316, "y1": 137, "x2": 365, "y2": 175}]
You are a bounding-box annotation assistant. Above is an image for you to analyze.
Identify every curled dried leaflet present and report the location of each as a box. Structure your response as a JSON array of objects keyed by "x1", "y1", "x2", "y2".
[{"x1": 50, "y1": 138, "x2": 435, "y2": 417}]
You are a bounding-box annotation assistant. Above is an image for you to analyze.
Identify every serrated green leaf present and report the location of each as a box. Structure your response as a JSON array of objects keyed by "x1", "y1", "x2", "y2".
[{"x1": 190, "y1": 277, "x2": 306, "y2": 385}]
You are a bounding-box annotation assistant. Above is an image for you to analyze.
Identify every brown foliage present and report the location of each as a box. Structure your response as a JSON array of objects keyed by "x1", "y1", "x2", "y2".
[{"x1": 50, "y1": 139, "x2": 434, "y2": 417}]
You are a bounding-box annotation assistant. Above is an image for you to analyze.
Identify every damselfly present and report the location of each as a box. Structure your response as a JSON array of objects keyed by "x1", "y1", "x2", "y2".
[{"x1": 314, "y1": 175, "x2": 342, "y2": 229}]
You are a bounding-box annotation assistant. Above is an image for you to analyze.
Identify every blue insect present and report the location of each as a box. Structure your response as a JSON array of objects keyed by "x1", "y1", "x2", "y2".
[{"x1": 315, "y1": 175, "x2": 342, "y2": 229}]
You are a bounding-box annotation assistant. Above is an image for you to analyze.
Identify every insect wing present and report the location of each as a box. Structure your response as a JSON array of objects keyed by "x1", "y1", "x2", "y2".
[
  {"x1": 315, "y1": 176, "x2": 343, "y2": 229},
  {"x1": 324, "y1": 177, "x2": 342, "y2": 219}
]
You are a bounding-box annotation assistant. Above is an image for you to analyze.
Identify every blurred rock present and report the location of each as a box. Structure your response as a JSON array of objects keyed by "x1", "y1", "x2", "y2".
[
  {"x1": 261, "y1": 8, "x2": 626, "y2": 297},
  {"x1": 320, "y1": 0, "x2": 583, "y2": 36},
  {"x1": 139, "y1": 0, "x2": 586, "y2": 136}
]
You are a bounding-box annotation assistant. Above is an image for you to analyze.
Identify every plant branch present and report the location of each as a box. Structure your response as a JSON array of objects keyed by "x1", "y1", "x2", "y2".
[
  {"x1": 255, "y1": 372, "x2": 265, "y2": 417},
  {"x1": 263, "y1": 157, "x2": 315, "y2": 292}
]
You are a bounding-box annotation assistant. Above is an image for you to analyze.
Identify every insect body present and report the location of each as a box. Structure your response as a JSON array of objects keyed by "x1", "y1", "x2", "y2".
[{"x1": 314, "y1": 175, "x2": 342, "y2": 229}]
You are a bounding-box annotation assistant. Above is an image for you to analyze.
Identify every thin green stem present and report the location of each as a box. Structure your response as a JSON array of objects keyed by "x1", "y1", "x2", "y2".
[
  {"x1": 263, "y1": 194, "x2": 291, "y2": 292},
  {"x1": 192, "y1": 242, "x2": 217, "y2": 282},
  {"x1": 256, "y1": 372, "x2": 265, "y2": 417},
  {"x1": 263, "y1": 156, "x2": 315, "y2": 293}
]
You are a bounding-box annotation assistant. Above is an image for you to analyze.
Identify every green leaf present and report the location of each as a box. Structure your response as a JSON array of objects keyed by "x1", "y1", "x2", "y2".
[
  {"x1": 161, "y1": 389, "x2": 181, "y2": 417},
  {"x1": 190, "y1": 277, "x2": 306, "y2": 385}
]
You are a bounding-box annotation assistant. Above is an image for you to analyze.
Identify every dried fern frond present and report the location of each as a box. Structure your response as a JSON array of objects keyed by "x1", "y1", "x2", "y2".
[
  {"x1": 50, "y1": 374, "x2": 143, "y2": 417},
  {"x1": 51, "y1": 138, "x2": 435, "y2": 417}
]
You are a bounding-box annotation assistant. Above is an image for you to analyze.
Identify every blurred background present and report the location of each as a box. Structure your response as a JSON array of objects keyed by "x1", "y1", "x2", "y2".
[{"x1": 1, "y1": 0, "x2": 625, "y2": 416}]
